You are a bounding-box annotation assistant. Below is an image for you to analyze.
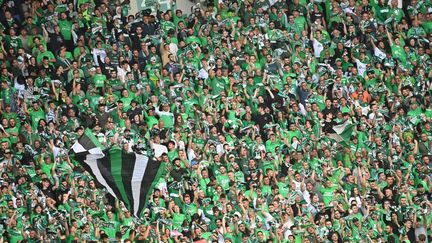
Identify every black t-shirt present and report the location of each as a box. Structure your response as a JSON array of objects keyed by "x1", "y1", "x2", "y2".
[
  {"x1": 368, "y1": 189, "x2": 380, "y2": 203},
  {"x1": 193, "y1": 237, "x2": 204, "y2": 242},
  {"x1": 280, "y1": 162, "x2": 290, "y2": 177},
  {"x1": 379, "y1": 195, "x2": 396, "y2": 206},
  {"x1": 127, "y1": 107, "x2": 143, "y2": 120},
  {"x1": 40, "y1": 184, "x2": 56, "y2": 199},
  {"x1": 57, "y1": 185, "x2": 69, "y2": 197},
  {"x1": 314, "y1": 208, "x2": 331, "y2": 224},
  {"x1": 246, "y1": 175, "x2": 260, "y2": 189},
  {"x1": 48, "y1": 33, "x2": 64, "y2": 54},
  {"x1": 61, "y1": 103, "x2": 79, "y2": 118},
  {"x1": 322, "y1": 106, "x2": 337, "y2": 116},
  {"x1": 170, "y1": 167, "x2": 187, "y2": 182},
  {"x1": 42, "y1": 65, "x2": 55, "y2": 77},
  {"x1": 158, "y1": 128, "x2": 170, "y2": 141},
  {"x1": 382, "y1": 184, "x2": 398, "y2": 198},
  {"x1": 322, "y1": 120, "x2": 336, "y2": 134},
  {"x1": 253, "y1": 113, "x2": 272, "y2": 131},
  {"x1": 214, "y1": 121, "x2": 225, "y2": 134},
  {"x1": 130, "y1": 33, "x2": 144, "y2": 50},
  {"x1": 95, "y1": 111, "x2": 111, "y2": 128},
  {"x1": 310, "y1": 11, "x2": 324, "y2": 23},
  {"x1": 291, "y1": 203, "x2": 302, "y2": 217},
  {"x1": 407, "y1": 227, "x2": 416, "y2": 243},
  {"x1": 141, "y1": 23, "x2": 156, "y2": 37}
]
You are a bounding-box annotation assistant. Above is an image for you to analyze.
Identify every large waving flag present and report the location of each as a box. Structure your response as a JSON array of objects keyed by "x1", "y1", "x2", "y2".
[
  {"x1": 328, "y1": 120, "x2": 355, "y2": 146},
  {"x1": 70, "y1": 129, "x2": 162, "y2": 217}
]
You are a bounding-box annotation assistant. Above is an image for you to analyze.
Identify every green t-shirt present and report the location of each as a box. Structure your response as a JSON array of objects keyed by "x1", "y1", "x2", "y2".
[
  {"x1": 100, "y1": 220, "x2": 120, "y2": 239},
  {"x1": 320, "y1": 185, "x2": 338, "y2": 206},
  {"x1": 210, "y1": 77, "x2": 227, "y2": 95},
  {"x1": 172, "y1": 213, "x2": 186, "y2": 229},
  {"x1": 93, "y1": 74, "x2": 107, "y2": 88},
  {"x1": 156, "y1": 111, "x2": 174, "y2": 129},
  {"x1": 58, "y1": 19, "x2": 73, "y2": 40},
  {"x1": 36, "y1": 51, "x2": 55, "y2": 64},
  {"x1": 265, "y1": 140, "x2": 281, "y2": 154},
  {"x1": 145, "y1": 113, "x2": 159, "y2": 130},
  {"x1": 391, "y1": 44, "x2": 407, "y2": 65},
  {"x1": 0, "y1": 87, "x2": 15, "y2": 105},
  {"x1": 28, "y1": 108, "x2": 46, "y2": 130},
  {"x1": 41, "y1": 162, "x2": 54, "y2": 178},
  {"x1": 7, "y1": 228, "x2": 23, "y2": 243},
  {"x1": 216, "y1": 174, "x2": 230, "y2": 191}
]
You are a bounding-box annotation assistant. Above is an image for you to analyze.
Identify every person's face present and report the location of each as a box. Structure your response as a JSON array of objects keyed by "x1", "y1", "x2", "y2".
[
  {"x1": 216, "y1": 219, "x2": 222, "y2": 227},
  {"x1": 32, "y1": 102, "x2": 41, "y2": 110},
  {"x1": 220, "y1": 166, "x2": 226, "y2": 174},
  {"x1": 391, "y1": 213, "x2": 398, "y2": 222},
  {"x1": 257, "y1": 232, "x2": 264, "y2": 240},
  {"x1": 420, "y1": 133, "x2": 428, "y2": 142},
  {"x1": 107, "y1": 211, "x2": 114, "y2": 219},
  {"x1": 385, "y1": 226, "x2": 392, "y2": 233},
  {"x1": 405, "y1": 220, "x2": 412, "y2": 228},
  {"x1": 35, "y1": 205, "x2": 42, "y2": 213},
  {"x1": 88, "y1": 180, "x2": 96, "y2": 188},
  {"x1": 28, "y1": 230, "x2": 38, "y2": 238},
  {"x1": 386, "y1": 176, "x2": 393, "y2": 185},
  {"x1": 110, "y1": 71, "x2": 117, "y2": 78},
  {"x1": 16, "y1": 198, "x2": 22, "y2": 207},
  {"x1": 417, "y1": 185, "x2": 425, "y2": 193}
]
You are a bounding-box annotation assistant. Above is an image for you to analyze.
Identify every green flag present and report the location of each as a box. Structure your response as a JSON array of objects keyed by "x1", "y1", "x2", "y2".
[{"x1": 328, "y1": 120, "x2": 355, "y2": 146}]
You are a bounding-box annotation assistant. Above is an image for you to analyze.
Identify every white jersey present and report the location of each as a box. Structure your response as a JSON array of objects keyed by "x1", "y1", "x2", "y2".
[
  {"x1": 313, "y1": 39, "x2": 324, "y2": 58},
  {"x1": 374, "y1": 47, "x2": 386, "y2": 61}
]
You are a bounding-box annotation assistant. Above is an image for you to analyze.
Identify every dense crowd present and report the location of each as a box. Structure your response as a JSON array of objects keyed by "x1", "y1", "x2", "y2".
[{"x1": 0, "y1": 0, "x2": 430, "y2": 242}]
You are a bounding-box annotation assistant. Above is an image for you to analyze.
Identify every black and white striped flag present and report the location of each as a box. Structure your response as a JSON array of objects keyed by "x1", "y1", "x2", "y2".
[{"x1": 70, "y1": 129, "x2": 162, "y2": 217}]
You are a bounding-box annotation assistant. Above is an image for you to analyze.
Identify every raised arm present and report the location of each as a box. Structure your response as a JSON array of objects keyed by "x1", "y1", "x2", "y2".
[{"x1": 386, "y1": 27, "x2": 394, "y2": 46}]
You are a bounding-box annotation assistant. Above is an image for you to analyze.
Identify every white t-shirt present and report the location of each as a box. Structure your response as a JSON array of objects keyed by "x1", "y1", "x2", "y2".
[
  {"x1": 312, "y1": 39, "x2": 324, "y2": 58},
  {"x1": 292, "y1": 179, "x2": 302, "y2": 192},
  {"x1": 216, "y1": 143, "x2": 225, "y2": 155},
  {"x1": 355, "y1": 59, "x2": 367, "y2": 76},
  {"x1": 374, "y1": 47, "x2": 386, "y2": 61},
  {"x1": 187, "y1": 148, "x2": 196, "y2": 162},
  {"x1": 348, "y1": 196, "x2": 362, "y2": 208},
  {"x1": 198, "y1": 68, "x2": 209, "y2": 80},
  {"x1": 117, "y1": 65, "x2": 130, "y2": 83},
  {"x1": 303, "y1": 190, "x2": 311, "y2": 204}
]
